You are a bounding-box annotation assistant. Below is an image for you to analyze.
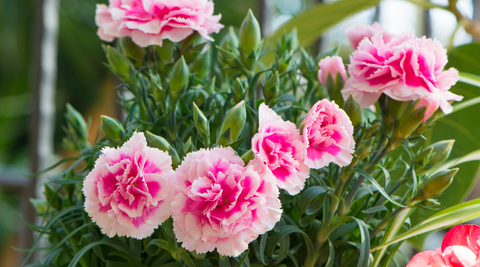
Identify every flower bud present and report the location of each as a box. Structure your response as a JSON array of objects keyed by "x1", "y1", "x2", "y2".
[
  {"x1": 385, "y1": 97, "x2": 409, "y2": 120},
  {"x1": 180, "y1": 32, "x2": 203, "y2": 51},
  {"x1": 191, "y1": 50, "x2": 211, "y2": 80},
  {"x1": 204, "y1": 76, "x2": 216, "y2": 95},
  {"x1": 218, "y1": 101, "x2": 246, "y2": 145},
  {"x1": 422, "y1": 168, "x2": 459, "y2": 199},
  {"x1": 193, "y1": 102, "x2": 210, "y2": 145},
  {"x1": 239, "y1": 9, "x2": 261, "y2": 56},
  {"x1": 262, "y1": 71, "x2": 280, "y2": 104},
  {"x1": 221, "y1": 26, "x2": 239, "y2": 51},
  {"x1": 232, "y1": 78, "x2": 246, "y2": 103},
  {"x1": 169, "y1": 56, "x2": 190, "y2": 101},
  {"x1": 155, "y1": 39, "x2": 175, "y2": 63},
  {"x1": 318, "y1": 56, "x2": 347, "y2": 88},
  {"x1": 65, "y1": 103, "x2": 88, "y2": 142},
  {"x1": 285, "y1": 28, "x2": 299, "y2": 51},
  {"x1": 119, "y1": 37, "x2": 144, "y2": 63},
  {"x1": 101, "y1": 115, "x2": 125, "y2": 141},
  {"x1": 321, "y1": 57, "x2": 346, "y2": 108},
  {"x1": 106, "y1": 45, "x2": 135, "y2": 81},
  {"x1": 145, "y1": 131, "x2": 181, "y2": 166},
  {"x1": 417, "y1": 140, "x2": 455, "y2": 176},
  {"x1": 395, "y1": 100, "x2": 427, "y2": 139},
  {"x1": 343, "y1": 94, "x2": 362, "y2": 128}
]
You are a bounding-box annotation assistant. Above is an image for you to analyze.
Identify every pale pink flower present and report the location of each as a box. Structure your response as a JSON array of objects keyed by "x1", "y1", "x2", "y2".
[
  {"x1": 252, "y1": 103, "x2": 310, "y2": 195},
  {"x1": 345, "y1": 22, "x2": 392, "y2": 49},
  {"x1": 343, "y1": 27, "x2": 462, "y2": 114},
  {"x1": 318, "y1": 56, "x2": 347, "y2": 87},
  {"x1": 407, "y1": 224, "x2": 480, "y2": 267},
  {"x1": 95, "y1": 0, "x2": 224, "y2": 47},
  {"x1": 83, "y1": 132, "x2": 175, "y2": 239},
  {"x1": 303, "y1": 99, "x2": 355, "y2": 169},
  {"x1": 172, "y1": 147, "x2": 281, "y2": 257}
]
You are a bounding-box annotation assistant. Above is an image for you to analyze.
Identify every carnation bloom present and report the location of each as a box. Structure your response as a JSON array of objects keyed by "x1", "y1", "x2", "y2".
[
  {"x1": 95, "y1": 0, "x2": 224, "y2": 47},
  {"x1": 252, "y1": 103, "x2": 310, "y2": 195},
  {"x1": 83, "y1": 132, "x2": 175, "y2": 239},
  {"x1": 318, "y1": 56, "x2": 347, "y2": 87},
  {"x1": 343, "y1": 26, "x2": 462, "y2": 115},
  {"x1": 172, "y1": 147, "x2": 281, "y2": 257},
  {"x1": 345, "y1": 22, "x2": 391, "y2": 49},
  {"x1": 303, "y1": 99, "x2": 355, "y2": 169},
  {"x1": 407, "y1": 224, "x2": 480, "y2": 267}
]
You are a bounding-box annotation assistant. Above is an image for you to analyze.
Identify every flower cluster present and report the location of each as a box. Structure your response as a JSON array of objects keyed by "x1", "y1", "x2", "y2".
[
  {"x1": 96, "y1": 0, "x2": 224, "y2": 47},
  {"x1": 407, "y1": 225, "x2": 480, "y2": 267},
  {"x1": 342, "y1": 23, "x2": 462, "y2": 119},
  {"x1": 252, "y1": 102, "x2": 355, "y2": 195}
]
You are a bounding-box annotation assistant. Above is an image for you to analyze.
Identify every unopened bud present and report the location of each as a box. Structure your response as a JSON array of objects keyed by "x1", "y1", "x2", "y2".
[
  {"x1": 218, "y1": 101, "x2": 246, "y2": 145},
  {"x1": 324, "y1": 63, "x2": 346, "y2": 108},
  {"x1": 239, "y1": 9, "x2": 261, "y2": 55},
  {"x1": 155, "y1": 40, "x2": 175, "y2": 63},
  {"x1": 65, "y1": 103, "x2": 88, "y2": 141},
  {"x1": 180, "y1": 32, "x2": 203, "y2": 52},
  {"x1": 417, "y1": 140, "x2": 455, "y2": 176},
  {"x1": 395, "y1": 100, "x2": 427, "y2": 139},
  {"x1": 422, "y1": 168, "x2": 459, "y2": 199},
  {"x1": 232, "y1": 78, "x2": 246, "y2": 103},
  {"x1": 204, "y1": 77, "x2": 216, "y2": 95},
  {"x1": 106, "y1": 45, "x2": 135, "y2": 81},
  {"x1": 263, "y1": 71, "x2": 280, "y2": 104},
  {"x1": 191, "y1": 50, "x2": 211, "y2": 80},
  {"x1": 221, "y1": 26, "x2": 239, "y2": 51},
  {"x1": 146, "y1": 131, "x2": 181, "y2": 166},
  {"x1": 193, "y1": 102, "x2": 210, "y2": 145},
  {"x1": 343, "y1": 94, "x2": 362, "y2": 128},
  {"x1": 169, "y1": 56, "x2": 190, "y2": 101},
  {"x1": 119, "y1": 37, "x2": 144, "y2": 63},
  {"x1": 101, "y1": 115, "x2": 125, "y2": 141},
  {"x1": 385, "y1": 97, "x2": 410, "y2": 120}
]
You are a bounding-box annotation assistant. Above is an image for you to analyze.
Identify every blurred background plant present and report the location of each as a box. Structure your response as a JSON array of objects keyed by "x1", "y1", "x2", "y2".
[{"x1": 1, "y1": 0, "x2": 480, "y2": 266}]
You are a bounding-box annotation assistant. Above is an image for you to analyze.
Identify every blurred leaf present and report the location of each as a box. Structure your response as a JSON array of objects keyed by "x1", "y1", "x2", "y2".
[
  {"x1": 262, "y1": 0, "x2": 380, "y2": 64},
  {"x1": 373, "y1": 198, "x2": 480, "y2": 251},
  {"x1": 409, "y1": 43, "x2": 480, "y2": 249}
]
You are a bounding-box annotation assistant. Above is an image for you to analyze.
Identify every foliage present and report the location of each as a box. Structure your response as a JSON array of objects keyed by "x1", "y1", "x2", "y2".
[{"x1": 25, "y1": 1, "x2": 480, "y2": 267}]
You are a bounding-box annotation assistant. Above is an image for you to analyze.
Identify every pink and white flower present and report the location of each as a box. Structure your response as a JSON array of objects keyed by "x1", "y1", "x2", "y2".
[
  {"x1": 83, "y1": 132, "x2": 175, "y2": 239},
  {"x1": 318, "y1": 56, "x2": 347, "y2": 87},
  {"x1": 345, "y1": 22, "x2": 392, "y2": 49},
  {"x1": 302, "y1": 99, "x2": 355, "y2": 169},
  {"x1": 95, "y1": 0, "x2": 224, "y2": 47},
  {"x1": 172, "y1": 147, "x2": 281, "y2": 257},
  {"x1": 252, "y1": 103, "x2": 310, "y2": 195},
  {"x1": 343, "y1": 25, "x2": 462, "y2": 113},
  {"x1": 407, "y1": 224, "x2": 480, "y2": 267}
]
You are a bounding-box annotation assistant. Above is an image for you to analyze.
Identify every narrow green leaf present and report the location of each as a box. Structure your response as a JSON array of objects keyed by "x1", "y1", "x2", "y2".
[
  {"x1": 372, "y1": 198, "x2": 480, "y2": 251},
  {"x1": 458, "y1": 71, "x2": 480, "y2": 88},
  {"x1": 234, "y1": 250, "x2": 249, "y2": 267},
  {"x1": 177, "y1": 248, "x2": 196, "y2": 267},
  {"x1": 298, "y1": 186, "x2": 328, "y2": 215},
  {"x1": 434, "y1": 149, "x2": 480, "y2": 172},
  {"x1": 145, "y1": 239, "x2": 173, "y2": 256},
  {"x1": 68, "y1": 240, "x2": 138, "y2": 267},
  {"x1": 351, "y1": 169, "x2": 407, "y2": 208},
  {"x1": 362, "y1": 206, "x2": 388, "y2": 214},
  {"x1": 350, "y1": 217, "x2": 370, "y2": 267},
  {"x1": 325, "y1": 240, "x2": 335, "y2": 267}
]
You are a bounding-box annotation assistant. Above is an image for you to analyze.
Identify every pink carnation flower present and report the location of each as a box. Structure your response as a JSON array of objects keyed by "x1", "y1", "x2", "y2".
[
  {"x1": 318, "y1": 56, "x2": 347, "y2": 87},
  {"x1": 345, "y1": 22, "x2": 392, "y2": 49},
  {"x1": 83, "y1": 132, "x2": 175, "y2": 239},
  {"x1": 172, "y1": 147, "x2": 281, "y2": 257},
  {"x1": 252, "y1": 103, "x2": 310, "y2": 195},
  {"x1": 343, "y1": 26, "x2": 463, "y2": 114},
  {"x1": 303, "y1": 99, "x2": 355, "y2": 169},
  {"x1": 407, "y1": 224, "x2": 480, "y2": 267},
  {"x1": 95, "y1": 0, "x2": 224, "y2": 47}
]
